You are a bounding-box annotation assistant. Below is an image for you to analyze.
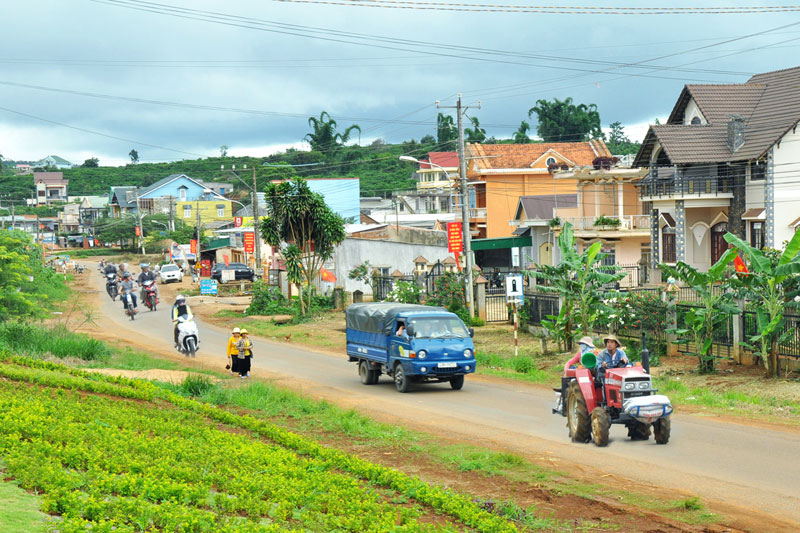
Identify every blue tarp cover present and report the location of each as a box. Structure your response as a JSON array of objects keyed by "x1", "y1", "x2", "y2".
[{"x1": 345, "y1": 303, "x2": 450, "y2": 335}]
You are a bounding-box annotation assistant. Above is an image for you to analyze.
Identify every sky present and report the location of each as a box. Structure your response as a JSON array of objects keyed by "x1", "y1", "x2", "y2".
[{"x1": 1, "y1": 0, "x2": 799, "y2": 166}]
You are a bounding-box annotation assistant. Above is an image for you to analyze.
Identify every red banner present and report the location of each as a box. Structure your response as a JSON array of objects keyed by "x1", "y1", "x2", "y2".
[
  {"x1": 134, "y1": 226, "x2": 141, "y2": 237},
  {"x1": 223, "y1": 254, "x2": 230, "y2": 267},
  {"x1": 447, "y1": 222, "x2": 463, "y2": 253},
  {"x1": 190, "y1": 239, "x2": 197, "y2": 255},
  {"x1": 234, "y1": 216, "x2": 243, "y2": 228},
  {"x1": 243, "y1": 232, "x2": 255, "y2": 253}
]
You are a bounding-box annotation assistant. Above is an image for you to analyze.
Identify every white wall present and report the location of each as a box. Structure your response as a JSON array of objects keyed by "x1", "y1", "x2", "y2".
[
  {"x1": 771, "y1": 126, "x2": 800, "y2": 247},
  {"x1": 683, "y1": 98, "x2": 707, "y2": 125}
]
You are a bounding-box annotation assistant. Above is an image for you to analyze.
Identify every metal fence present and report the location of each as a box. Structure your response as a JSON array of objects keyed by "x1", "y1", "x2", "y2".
[
  {"x1": 524, "y1": 292, "x2": 560, "y2": 326},
  {"x1": 676, "y1": 303, "x2": 733, "y2": 359},
  {"x1": 486, "y1": 294, "x2": 510, "y2": 322},
  {"x1": 742, "y1": 311, "x2": 800, "y2": 359}
]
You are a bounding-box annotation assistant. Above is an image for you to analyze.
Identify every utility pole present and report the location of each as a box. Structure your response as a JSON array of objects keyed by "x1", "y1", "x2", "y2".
[
  {"x1": 11, "y1": 203, "x2": 15, "y2": 230},
  {"x1": 251, "y1": 166, "x2": 262, "y2": 270},
  {"x1": 169, "y1": 195, "x2": 175, "y2": 232},
  {"x1": 134, "y1": 190, "x2": 145, "y2": 255},
  {"x1": 196, "y1": 196, "x2": 201, "y2": 261},
  {"x1": 438, "y1": 93, "x2": 479, "y2": 319}
]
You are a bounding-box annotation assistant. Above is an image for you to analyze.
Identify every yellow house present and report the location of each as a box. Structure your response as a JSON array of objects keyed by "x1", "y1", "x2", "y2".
[{"x1": 177, "y1": 200, "x2": 233, "y2": 227}]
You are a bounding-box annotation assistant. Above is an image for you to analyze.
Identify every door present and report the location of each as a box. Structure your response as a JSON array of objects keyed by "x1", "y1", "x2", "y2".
[
  {"x1": 539, "y1": 242, "x2": 553, "y2": 266},
  {"x1": 711, "y1": 222, "x2": 728, "y2": 264}
]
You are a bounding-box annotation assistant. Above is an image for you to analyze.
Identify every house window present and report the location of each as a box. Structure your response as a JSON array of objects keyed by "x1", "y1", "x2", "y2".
[
  {"x1": 751, "y1": 160, "x2": 766, "y2": 181},
  {"x1": 750, "y1": 221, "x2": 765, "y2": 250},
  {"x1": 600, "y1": 245, "x2": 616, "y2": 267},
  {"x1": 711, "y1": 222, "x2": 729, "y2": 264},
  {"x1": 662, "y1": 227, "x2": 676, "y2": 263},
  {"x1": 220, "y1": 187, "x2": 225, "y2": 194},
  {"x1": 546, "y1": 157, "x2": 557, "y2": 167},
  {"x1": 183, "y1": 205, "x2": 192, "y2": 219},
  {"x1": 217, "y1": 205, "x2": 225, "y2": 217},
  {"x1": 179, "y1": 188, "x2": 187, "y2": 201},
  {"x1": 690, "y1": 116, "x2": 702, "y2": 125}
]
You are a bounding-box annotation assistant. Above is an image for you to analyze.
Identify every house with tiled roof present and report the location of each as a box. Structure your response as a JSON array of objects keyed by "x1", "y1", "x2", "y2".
[
  {"x1": 33, "y1": 172, "x2": 68, "y2": 205},
  {"x1": 634, "y1": 66, "x2": 800, "y2": 272},
  {"x1": 464, "y1": 140, "x2": 610, "y2": 269},
  {"x1": 34, "y1": 155, "x2": 73, "y2": 170},
  {"x1": 395, "y1": 152, "x2": 459, "y2": 215}
]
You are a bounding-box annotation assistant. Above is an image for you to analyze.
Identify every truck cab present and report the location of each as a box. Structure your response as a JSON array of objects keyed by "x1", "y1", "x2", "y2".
[{"x1": 346, "y1": 303, "x2": 477, "y2": 393}]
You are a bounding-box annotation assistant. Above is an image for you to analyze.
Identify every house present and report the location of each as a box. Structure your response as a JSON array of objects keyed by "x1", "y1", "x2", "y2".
[
  {"x1": 109, "y1": 174, "x2": 228, "y2": 221},
  {"x1": 15, "y1": 163, "x2": 31, "y2": 174},
  {"x1": 197, "y1": 181, "x2": 234, "y2": 197},
  {"x1": 33, "y1": 172, "x2": 69, "y2": 205},
  {"x1": 70, "y1": 195, "x2": 109, "y2": 228},
  {"x1": 57, "y1": 204, "x2": 81, "y2": 234},
  {"x1": 108, "y1": 186, "x2": 138, "y2": 218},
  {"x1": 394, "y1": 152, "x2": 459, "y2": 214},
  {"x1": 633, "y1": 65, "x2": 800, "y2": 271},
  {"x1": 509, "y1": 194, "x2": 578, "y2": 268},
  {"x1": 33, "y1": 155, "x2": 73, "y2": 170}
]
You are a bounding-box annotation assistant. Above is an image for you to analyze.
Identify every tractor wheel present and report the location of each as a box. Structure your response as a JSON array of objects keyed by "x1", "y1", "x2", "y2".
[
  {"x1": 566, "y1": 381, "x2": 591, "y2": 443},
  {"x1": 654, "y1": 417, "x2": 671, "y2": 445},
  {"x1": 590, "y1": 408, "x2": 610, "y2": 447},
  {"x1": 628, "y1": 422, "x2": 652, "y2": 441}
]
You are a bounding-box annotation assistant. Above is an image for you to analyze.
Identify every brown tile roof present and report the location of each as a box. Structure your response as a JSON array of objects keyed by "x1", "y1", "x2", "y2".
[
  {"x1": 33, "y1": 171, "x2": 67, "y2": 185},
  {"x1": 420, "y1": 152, "x2": 459, "y2": 169},
  {"x1": 442, "y1": 256, "x2": 457, "y2": 265},
  {"x1": 468, "y1": 140, "x2": 610, "y2": 171},
  {"x1": 515, "y1": 195, "x2": 577, "y2": 220},
  {"x1": 413, "y1": 255, "x2": 429, "y2": 264}
]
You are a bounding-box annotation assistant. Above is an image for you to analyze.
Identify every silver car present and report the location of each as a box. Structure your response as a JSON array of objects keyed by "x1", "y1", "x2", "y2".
[{"x1": 159, "y1": 263, "x2": 184, "y2": 283}]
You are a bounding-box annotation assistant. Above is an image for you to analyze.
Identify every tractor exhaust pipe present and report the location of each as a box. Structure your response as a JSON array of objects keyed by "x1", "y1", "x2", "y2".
[{"x1": 641, "y1": 332, "x2": 650, "y2": 374}]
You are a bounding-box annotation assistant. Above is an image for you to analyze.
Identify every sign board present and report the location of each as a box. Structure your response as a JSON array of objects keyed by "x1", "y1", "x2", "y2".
[
  {"x1": 447, "y1": 222, "x2": 463, "y2": 253},
  {"x1": 506, "y1": 274, "x2": 524, "y2": 303},
  {"x1": 190, "y1": 239, "x2": 198, "y2": 255},
  {"x1": 234, "y1": 216, "x2": 243, "y2": 228},
  {"x1": 243, "y1": 232, "x2": 255, "y2": 253},
  {"x1": 200, "y1": 279, "x2": 218, "y2": 296},
  {"x1": 171, "y1": 243, "x2": 195, "y2": 262},
  {"x1": 221, "y1": 269, "x2": 236, "y2": 283}
]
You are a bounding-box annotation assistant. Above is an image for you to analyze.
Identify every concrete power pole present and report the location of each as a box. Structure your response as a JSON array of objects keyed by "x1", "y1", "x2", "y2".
[
  {"x1": 135, "y1": 190, "x2": 145, "y2": 255},
  {"x1": 251, "y1": 166, "x2": 262, "y2": 270}
]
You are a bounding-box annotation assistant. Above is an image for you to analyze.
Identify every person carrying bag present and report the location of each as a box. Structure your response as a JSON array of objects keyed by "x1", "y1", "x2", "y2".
[{"x1": 236, "y1": 329, "x2": 253, "y2": 378}]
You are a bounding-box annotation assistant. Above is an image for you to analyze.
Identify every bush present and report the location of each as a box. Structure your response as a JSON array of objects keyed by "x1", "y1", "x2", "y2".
[
  {"x1": 387, "y1": 280, "x2": 421, "y2": 304},
  {"x1": 0, "y1": 322, "x2": 110, "y2": 361},
  {"x1": 246, "y1": 281, "x2": 293, "y2": 316},
  {"x1": 512, "y1": 356, "x2": 533, "y2": 374},
  {"x1": 179, "y1": 374, "x2": 215, "y2": 397}
]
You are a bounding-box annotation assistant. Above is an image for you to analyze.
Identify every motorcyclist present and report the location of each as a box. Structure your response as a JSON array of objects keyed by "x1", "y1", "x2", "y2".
[
  {"x1": 137, "y1": 263, "x2": 159, "y2": 303},
  {"x1": 104, "y1": 262, "x2": 118, "y2": 276},
  {"x1": 119, "y1": 272, "x2": 138, "y2": 312},
  {"x1": 171, "y1": 295, "x2": 194, "y2": 349}
]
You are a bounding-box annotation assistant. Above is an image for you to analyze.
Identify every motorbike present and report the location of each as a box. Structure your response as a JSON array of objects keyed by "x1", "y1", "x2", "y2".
[
  {"x1": 105, "y1": 273, "x2": 119, "y2": 300},
  {"x1": 121, "y1": 292, "x2": 137, "y2": 321},
  {"x1": 176, "y1": 315, "x2": 199, "y2": 357},
  {"x1": 142, "y1": 280, "x2": 159, "y2": 311}
]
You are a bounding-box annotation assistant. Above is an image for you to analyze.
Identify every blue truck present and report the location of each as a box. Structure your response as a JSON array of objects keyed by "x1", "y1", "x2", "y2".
[{"x1": 345, "y1": 303, "x2": 477, "y2": 393}]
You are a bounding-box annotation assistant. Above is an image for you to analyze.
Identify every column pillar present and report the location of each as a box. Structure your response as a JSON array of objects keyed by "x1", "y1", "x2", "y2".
[
  {"x1": 765, "y1": 149, "x2": 775, "y2": 248},
  {"x1": 675, "y1": 200, "x2": 686, "y2": 263},
  {"x1": 617, "y1": 178, "x2": 624, "y2": 218},
  {"x1": 474, "y1": 275, "x2": 488, "y2": 322}
]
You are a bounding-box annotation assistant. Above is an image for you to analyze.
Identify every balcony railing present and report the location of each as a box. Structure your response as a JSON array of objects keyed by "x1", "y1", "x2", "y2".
[
  {"x1": 563, "y1": 215, "x2": 650, "y2": 231},
  {"x1": 469, "y1": 207, "x2": 487, "y2": 219},
  {"x1": 639, "y1": 172, "x2": 734, "y2": 199}
]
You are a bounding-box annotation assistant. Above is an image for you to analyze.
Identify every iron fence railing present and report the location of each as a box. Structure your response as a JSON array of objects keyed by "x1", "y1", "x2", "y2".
[
  {"x1": 742, "y1": 311, "x2": 800, "y2": 359},
  {"x1": 639, "y1": 172, "x2": 734, "y2": 199}
]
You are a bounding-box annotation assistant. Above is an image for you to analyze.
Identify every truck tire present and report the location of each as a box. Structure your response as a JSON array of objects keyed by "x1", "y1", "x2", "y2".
[
  {"x1": 654, "y1": 417, "x2": 671, "y2": 445},
  {"x1": 628, "y1": 422, "x2": 651, "y2": 441},
  {"x1": 394, "y1": 363, "x2": 411, "y2": 393},
  {"x1": 359, "y1": 360, "x2": 378, "y2": 385},
  {"x1": 449, "y1": 375, "x2": 465, "y2": 390},
  {"x1": 566, "y1": 381, "x2": 591, "y2": 443},
  {"x1": 590, "y1": 408, "x2": 610, "y2": 447}
]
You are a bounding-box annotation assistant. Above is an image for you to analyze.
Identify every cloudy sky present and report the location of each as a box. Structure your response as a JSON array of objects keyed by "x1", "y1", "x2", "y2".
[{"x1": 1, "y1": 0, "x2": 799, "y2": 165}]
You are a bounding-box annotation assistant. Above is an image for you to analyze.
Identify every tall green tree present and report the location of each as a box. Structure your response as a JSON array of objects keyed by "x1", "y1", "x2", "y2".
[
  {"x1": 436, "y1": 113, "x2": 457, "y2": 145},
  {"x1": 260, "y1": 179, "x2": 346, "y2": 315},
  {"x1": 464, "y1": 117, "x2": 486, "y2": 143},
  {"x1": 528, "y1": 97, "x2": 603, "y2": 142},
  {"x1": 724, "y1": 230, "x2": 800, "y2": 378},
  {"x1": 605, "y1": 121, "x2": 641, "y2": 155},
  {"x1": 83, "y1": 157, "x2": 99, "y2": 168},
  {"x1": 305, "y1": 111, "x2": 361, "y2": 155},
  {"x1": 513, "y1": 121, "x2": 531, "y2": 144},
  {"x1": 129, "y1": 149, "x2": 139, "y2": 164}
]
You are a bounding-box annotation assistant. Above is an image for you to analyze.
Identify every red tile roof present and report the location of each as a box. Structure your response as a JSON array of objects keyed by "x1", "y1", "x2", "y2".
[
  {"x1": 33, "y1": 172, "x2": 68, "y2": 185},
  {"x1": 420, "y1": 152, "x2": 459, "y2": 169},
  {"x1": 467, "y1": 140, "x2": 610, "y2": 172}
]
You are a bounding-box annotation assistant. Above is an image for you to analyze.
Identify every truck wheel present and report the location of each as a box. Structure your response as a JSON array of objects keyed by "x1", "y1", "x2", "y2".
[
  {"x1": 628, "y1": 422, "x2": 651, "y2": 441},
  {"x1": 566, "y1": 381, "x2": 591, "y2": 443},
  {"x1": 368, "y1": 366, "x2": 380, "y2": 385},
  {"x1": 590, "y1": 408, "x2": 610, "y2": 447},
  {"x1": 654, "y1": 417, "x2": 671, "y2": 444},
  {"x1": 449, "y1": 375, "x2": 465, "y2": 390},
  {"x1": 394, "y1": 364, "x2": 411, "y2": 393},
  {"x1": 359, "y1": 360, "x2": 375, "y2": 385}
]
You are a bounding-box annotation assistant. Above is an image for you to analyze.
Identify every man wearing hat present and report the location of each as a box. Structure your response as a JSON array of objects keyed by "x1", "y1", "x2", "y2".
[
  {"x1": 599, "y1": 334, "x2": 628, "y2": 369},
  {"x1": 563, "y1": 336, "x2": 598, "y2": 374}
]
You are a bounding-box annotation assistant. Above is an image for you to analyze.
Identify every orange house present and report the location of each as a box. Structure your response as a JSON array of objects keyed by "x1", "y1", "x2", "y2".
[{"x1": 465, "y1": 141, "x2": 611, "y2": 239}]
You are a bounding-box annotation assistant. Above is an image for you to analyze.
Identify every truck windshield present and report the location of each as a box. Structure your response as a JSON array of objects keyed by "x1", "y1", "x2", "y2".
[{"x1": 408, "y1": 317, "x2": 469, "y2": 339}]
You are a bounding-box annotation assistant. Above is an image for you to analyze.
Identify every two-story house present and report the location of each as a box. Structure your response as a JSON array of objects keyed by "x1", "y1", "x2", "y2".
[
  {"x1": 33, "y1": 172, "x2": 69, "y2": 205},
  {"x1": 634, "y1": 66, "x2": 800, "y2": 272},
  {"x1": 109, "y1": 174, "x2": 230, "y2": 222},
  {"x1": 395, "y1": 152, "x2": 459, "y2": 214}
]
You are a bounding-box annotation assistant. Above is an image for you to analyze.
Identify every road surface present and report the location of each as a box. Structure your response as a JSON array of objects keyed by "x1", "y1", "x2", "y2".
[{"x1": 91, "y1": 268, "x2": 800, "y2": 531}]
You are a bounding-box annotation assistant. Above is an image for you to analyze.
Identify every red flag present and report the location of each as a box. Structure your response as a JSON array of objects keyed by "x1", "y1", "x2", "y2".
[{"x1": 734, "y1": 254, "x2": 748, "y2": 274}]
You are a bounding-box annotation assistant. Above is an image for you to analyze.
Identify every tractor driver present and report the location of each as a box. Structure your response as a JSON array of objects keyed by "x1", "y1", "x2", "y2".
[{"x1": 599, "y1": 334, "x2": 628, "y2": 369}]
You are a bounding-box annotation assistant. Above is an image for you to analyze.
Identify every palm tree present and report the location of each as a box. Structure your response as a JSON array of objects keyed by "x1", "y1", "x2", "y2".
[
  {"x1": 305, "y1": 111, "x2": 361, "y2": 154},
  {"x1": 465, "y1": 117, "x2": 486, "y2": 143},
  {"x1": 513, "y1": 121, "x2": 531, "y2": 144},
  {"x1": 437, "y1": 113, "x2": 457, "y2": 145}
]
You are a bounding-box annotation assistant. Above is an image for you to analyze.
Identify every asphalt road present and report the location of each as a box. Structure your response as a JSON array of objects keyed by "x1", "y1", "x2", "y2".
[{"x1": 93, "y1": 268, "x2": 800, "y2": 531}]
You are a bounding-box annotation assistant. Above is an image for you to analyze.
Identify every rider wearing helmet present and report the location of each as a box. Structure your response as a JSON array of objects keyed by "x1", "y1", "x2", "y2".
[
  {"x1": 104, "y1": 261, "x2": 118, "y2": 276},
  {"x1": 171, "y1": 294, "x2": 194, "y2": 349},
  {"x1": 137, "y1": 263, "x2": 159, "y2": 302},
  {"x1": 119, "y1": 272, "x2": 138, "y2": 311}
]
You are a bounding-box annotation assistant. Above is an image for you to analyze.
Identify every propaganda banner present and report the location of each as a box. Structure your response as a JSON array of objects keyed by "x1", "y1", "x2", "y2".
[{"x1": 447, "y1": 222, "x2": 463, "y2": 253}]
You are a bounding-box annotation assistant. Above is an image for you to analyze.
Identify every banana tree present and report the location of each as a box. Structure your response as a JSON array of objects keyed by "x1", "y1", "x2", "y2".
[
  {"x1": 723, "y1": 230, "x2": 800, "y2": 378},
  {"x1": 660, "y1": 249, "x2": 739, "y2": 374}
]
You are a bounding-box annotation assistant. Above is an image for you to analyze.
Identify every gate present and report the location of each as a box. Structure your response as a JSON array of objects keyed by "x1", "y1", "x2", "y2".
[
  {"x1": 524, "y1": 292, "x2": 560, "y2": 325},
  {"x1": 486, "y1": 294, "x2": 509, "y2": 322}
]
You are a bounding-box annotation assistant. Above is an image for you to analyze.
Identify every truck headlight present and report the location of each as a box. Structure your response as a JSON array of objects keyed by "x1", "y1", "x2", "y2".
[
  {"x1": 624, "y1": 382, "x2": 635, "y2": 390},
  {"x1": 463, "y1": 349, "x2": 472, "y2": 358},
  {"x1": 638, "y1": 382, "x2": 650, "y2": 390},
  {"x1": 417, "y1": 350, "x2": 427, "y2": 359}
]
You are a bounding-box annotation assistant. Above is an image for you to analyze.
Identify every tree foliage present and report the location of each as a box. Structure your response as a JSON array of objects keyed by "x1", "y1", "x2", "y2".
[
  {"x1": 513, "y1": 121, "x2": 531, "y2": 144},
  {"x1": 605, "y1": 121, "x2": 641, "y2": 155},
  {"x1": 260, "y1": 179, "x2": 346, "y2": 315},
  {"x1": 528, "y1": 97, "x2": 603, "y2": 142},
  {"x1": 83, "y1": 157, "x2": 99, "y2": 168},
  {"x1": 464, "y1": 117, "x2": 486, "y2": 143},
  {"x1": 436, "y1": 113, "x2": 457, "y2": 146},
  {"x1": 129, "y1": 149, "x2": 139, "y2": 164},
  {"x1": 304, "y1": 111, "x2": 361, "y2": 155}
]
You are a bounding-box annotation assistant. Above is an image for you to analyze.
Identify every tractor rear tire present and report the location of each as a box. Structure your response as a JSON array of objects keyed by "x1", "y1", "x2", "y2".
[
  {"x1": 628, "y1": 422, "x2": 652, "y2": 441},
  {"x1": 566, "y1": 381, "x2": 591, "y2": 443},
  {"x1": 590, "y1": 408, "x2": 610, "y2": 447},
  {"x1": 654, "y1": 417, "x2": 671, "y2": 445}
]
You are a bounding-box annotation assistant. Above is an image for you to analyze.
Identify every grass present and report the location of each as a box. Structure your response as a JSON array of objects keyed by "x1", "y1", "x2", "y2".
[
  {"x1": 78, "y1": 346, "x2": 183, "y2": 371},
  {"x1": 0, "y1": 463, "x2": 46, "y2": 533},
  {"x1": 0, "y1": 322, "x2": 110, "y2": 361}
]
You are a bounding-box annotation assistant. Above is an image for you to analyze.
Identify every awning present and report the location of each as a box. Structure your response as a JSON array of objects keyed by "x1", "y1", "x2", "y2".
[
  {"x1": 471, "y1": 236, "x2": 532, "y2": 251},
  {"x1": 742, "y1": 208, "x2": 766, "y2": 221}
]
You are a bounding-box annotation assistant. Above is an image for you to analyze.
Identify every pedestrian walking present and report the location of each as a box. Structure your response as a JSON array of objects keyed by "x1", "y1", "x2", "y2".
[
  {"x1": 226, "y1": 327, "x2": 241, "y2": 375},
  {"x1": 236, "y1": 329, "x2": 253, "y2": 378}
]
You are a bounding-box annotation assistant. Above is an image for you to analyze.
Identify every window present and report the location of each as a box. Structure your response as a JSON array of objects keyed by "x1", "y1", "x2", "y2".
[
  {"x1": 751, "y1": 160, "x2": 766, "y2": 181},
  {"x1": 179, "y1": 187, "x2": 187, "y2": 201},
  {"x1": 220, "y1": 187, "x2": 225, "y2": 194},
  {"x1": 750, "y1": 221, "x2": 765, "y2": 250},
  {"x1": 546, "y1": 157, "x2": 557, "y2": 167},
  {"x1": 690, "y1": 116, "x2": 702, "y2": 125},
  {"x1": 183, "y1": 205, "x2": 191, "y2": 219},
  {"x1": 600, "y1": 245, "x2": 616, "y2": 267},
  {"x1": 217, "y1": 205, "x2": 225, "y2": 217},
  {"x1": 662, "y1": 226, "x2": 676, "y2": 263}
]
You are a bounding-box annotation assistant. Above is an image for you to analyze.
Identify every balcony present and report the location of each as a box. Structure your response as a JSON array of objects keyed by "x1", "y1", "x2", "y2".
[
  {"x1": 561, "y1": 215, "x2": 651, "y2": 238},
  {"x1": 469, "y1": 207, "x2": 487, "y2": 220},
  {"x1": 639, "y1": 172, "x2": 734, "y2": 201}
]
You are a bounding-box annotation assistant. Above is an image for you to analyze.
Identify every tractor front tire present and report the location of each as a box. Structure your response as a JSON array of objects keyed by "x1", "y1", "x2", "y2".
[
  {"x1": 628, "y1": 422, "x2": 652, "y2": 441},
  {"x1": 654, "y1": 417, "x2": 671, "y2": 445},
  {"x1": 591, "y1": 408, "x2": 610, "y2": 447},
  {"x1": 566, "y1": 381, "x2": 591, "y2": 443}
]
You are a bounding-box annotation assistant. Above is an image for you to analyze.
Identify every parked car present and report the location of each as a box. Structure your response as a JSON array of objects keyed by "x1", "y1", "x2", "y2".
[
  {"x1": 210, "y1": 263, "x2": 255, "y2": 282},
  {"x1": 159, "y1": 263, "x2": 184, "y2": 283}
]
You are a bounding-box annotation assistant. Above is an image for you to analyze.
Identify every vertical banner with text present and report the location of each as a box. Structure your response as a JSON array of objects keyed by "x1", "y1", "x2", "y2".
[
  {"x1": 190, "y1": 239, "x2": 197, "y2": 255},
  {"x1": 446, "y1": 221, "x2": 464, "y2": 270},
  {"x1": 243, "y1": 232, "x2": 255, "y2": 254}
]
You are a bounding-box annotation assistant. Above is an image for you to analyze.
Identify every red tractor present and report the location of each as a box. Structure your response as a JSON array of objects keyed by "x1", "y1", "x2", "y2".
[{"x1": 553, "y1": 346, "x2": 672, "y2": 446}]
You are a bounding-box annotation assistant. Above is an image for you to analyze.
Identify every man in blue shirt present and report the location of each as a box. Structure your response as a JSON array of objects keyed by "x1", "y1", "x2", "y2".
[{"x1": 599, "y1": 334, "x2": 628, "y2": 369}]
